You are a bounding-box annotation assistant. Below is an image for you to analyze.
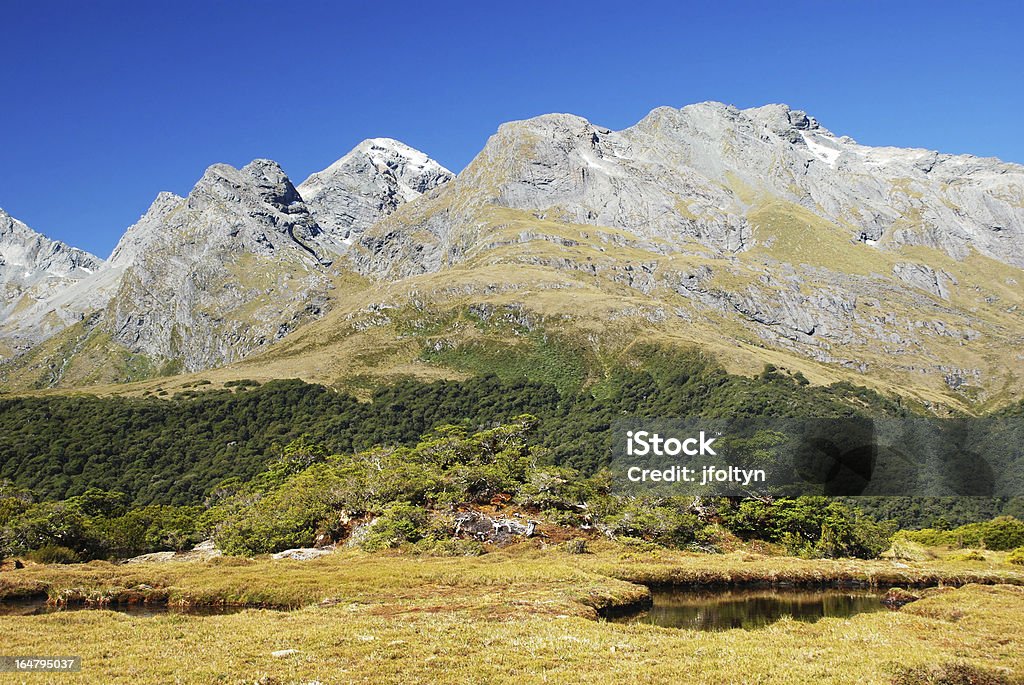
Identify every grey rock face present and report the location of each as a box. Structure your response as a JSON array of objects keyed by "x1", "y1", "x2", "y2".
[
  {"x1": 0, "y1": 209, "x2": 102, "y2": 355},
  {"x1": 630, "y1": 102, "x2": 1024, "y2": 266},
  {"x1": 892, "y1": 262, "x2": 957, "y2": 300},
  {"x1": 357, "y1": 102, "x2": 1024, "y2": 275},
  {"x1": 103, "y1": 159, "x2": 339, "y2": 370},
  {"x1": 1, "y1": 137, "x2": 452, "y2": 385},
  {"x1": 463, "y1": 112, "x2": 751, "y2": 251},
  {"x1": 298, "y1": 138, "x2": 453, "y2": 245}
]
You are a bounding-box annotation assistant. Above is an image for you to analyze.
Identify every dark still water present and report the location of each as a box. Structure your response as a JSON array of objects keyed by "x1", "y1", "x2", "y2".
[
  {"x1": 0, "y1": 599, "x2": 248, "y2": 618},
  {"x1": 611, "y1": 588, "x2": 888, "y2": 631}
]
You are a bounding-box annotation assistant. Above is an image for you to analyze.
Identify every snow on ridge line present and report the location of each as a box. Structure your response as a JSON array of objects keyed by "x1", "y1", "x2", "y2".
[
  {"x1": 311, "y1": 138, "x2": 451, "y2": 179},
  {"x1": 801, "y1": 133, "x2": 842, "y2": 166}
]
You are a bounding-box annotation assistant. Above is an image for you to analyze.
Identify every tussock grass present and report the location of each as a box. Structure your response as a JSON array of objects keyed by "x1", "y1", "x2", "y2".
[
  {"x1": 1, "y1": 545, "x2": 1023, "y2": 683},
  {"x1": 4, "y1": 544, "x2": 1022, "y2": 611}
]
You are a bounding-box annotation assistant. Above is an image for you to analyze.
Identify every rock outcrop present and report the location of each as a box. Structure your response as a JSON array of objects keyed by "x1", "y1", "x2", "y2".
[{"x1": 453, "y1": 511, "x2": 538, "y2": 544}]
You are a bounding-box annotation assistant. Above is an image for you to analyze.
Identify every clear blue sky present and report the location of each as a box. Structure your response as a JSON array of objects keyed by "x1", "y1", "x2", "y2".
[{"x1": 2, "y1": 0, "x2": 1022, "y2": 258}]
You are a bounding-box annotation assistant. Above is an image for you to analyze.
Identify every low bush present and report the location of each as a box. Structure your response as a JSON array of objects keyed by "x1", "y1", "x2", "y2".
[
  {"x1": 946, "y1": 549, "x2": 987, "y2": 562},
  {"x1": 901, "y1": 516, "x2": 1024, "y2": 551},
  {"x1": 360, "y1": 503, "x2": 430, "y2": 552},
  {"x1": 719, "y1": 497, "x2": 896, "y2": 559},
  {"x1": 25, "y1": 544, "x2": 81, "y2": 564},
  {"x1": 600, "y1": 498, "x2": 703, "y2": 548}
]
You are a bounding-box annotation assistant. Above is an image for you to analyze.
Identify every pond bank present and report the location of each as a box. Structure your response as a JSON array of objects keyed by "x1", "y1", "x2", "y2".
[
  {"x1": 1, "y1": 546, "x2": 1022, "y2": 684},
  {"x1": 2, "y1": 544, "x2": 1022, "y2": 617}
]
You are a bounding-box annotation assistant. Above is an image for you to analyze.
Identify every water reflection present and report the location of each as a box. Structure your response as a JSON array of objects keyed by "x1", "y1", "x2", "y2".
[
  {"x1": 0, "y1": 599, "x2": 249, "y2": 618},
  {"x1": 613, "y1": 587, "x2": 888, "y2": 630}
]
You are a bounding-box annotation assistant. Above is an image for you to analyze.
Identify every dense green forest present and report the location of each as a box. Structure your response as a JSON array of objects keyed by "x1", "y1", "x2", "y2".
[
  {"x1": 4, "y1": 416, "x2": 1021, "y2": 565},
  {"x1": 0, "y1": 347, "x2": 903, "y2": 505},
  {"x1": 0, "y1": 418, "x2": 908, "y2": 563},
  {"x1": 1, "y1": 346, "x2": 1020, "y2": 532}
]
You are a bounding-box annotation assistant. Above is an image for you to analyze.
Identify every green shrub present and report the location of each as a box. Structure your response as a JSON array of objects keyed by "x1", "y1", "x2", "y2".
[
  {"x1": 0, "y1": 502, "x2": 88, "y2": 558},
  {"x1": 901, "y1": 516, "x2": 1024, "y2": 551},
  {"x1": 946, "y1": 549, "x2": 986, "y2": 562},
  {"x1": 516, "y1": 467, "x2": 599, "y2": 511},
  {"x1": 86, "y1": 505, "x2": 204, "y2": 559},
  {"x1": 1005, "y1": 547, "x2": 1024, "y2": 565},
  {"x1": 25, "y1": 544, "x2": 81, "y2": 564},
  {"x1": 689, "y1": 524, "x2": 735, "y2": 553},
  {"x1": 719, "y1": 497, "x2": 896, "y2": 559},
  {"x1": 601, "y1": 498, "x2": 702, "y2": 547},
  {"x1": 224, "y1": 379, "x2": 261, "y2": 388},
  {"x1": 213, "y1": 464, "x2": 346, "y2": 555},
  {"x1": 978, "y1": 516, "x2": 1024, "y2": 550},
  {"x1": 360, "y1": 503, "x2": 429, "y2": 552}
]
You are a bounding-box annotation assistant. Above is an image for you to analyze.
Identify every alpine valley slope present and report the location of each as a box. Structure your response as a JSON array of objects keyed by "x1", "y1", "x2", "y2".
[
  {"x1": 3, "y1": 103, "x2": 1024, "y2": 412},
  {"x1": 225, "y1": 102, "x2": 1024, "y2": 412}
]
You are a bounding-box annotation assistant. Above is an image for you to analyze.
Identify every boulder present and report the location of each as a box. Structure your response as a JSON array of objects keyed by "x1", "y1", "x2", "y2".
[
  {"x1": 271, "y1": 546, "x2": 335, "y2": 561},
  {"x1": 453, "y1": 511, "x2": 538, "y2": 544}
]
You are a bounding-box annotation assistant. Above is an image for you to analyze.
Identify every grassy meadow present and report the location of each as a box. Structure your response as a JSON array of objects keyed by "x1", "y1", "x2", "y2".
[{"x1": 2, "y1": 543, "x2": 1023, "y2": 684}]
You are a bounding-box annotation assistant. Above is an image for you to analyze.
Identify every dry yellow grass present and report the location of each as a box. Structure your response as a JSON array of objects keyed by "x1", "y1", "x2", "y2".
[{"x1": 1, "y1": 544, "x2": 1023, "y2": 684}]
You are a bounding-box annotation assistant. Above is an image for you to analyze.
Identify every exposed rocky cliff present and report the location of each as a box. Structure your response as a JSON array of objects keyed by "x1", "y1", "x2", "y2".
[{"x1": 0, "y1": 209, "x2": 102, "y2": 356}]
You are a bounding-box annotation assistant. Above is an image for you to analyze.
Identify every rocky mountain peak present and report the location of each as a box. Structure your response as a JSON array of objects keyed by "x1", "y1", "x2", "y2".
[
  {"x1": 741, "y1": 103, "x2": 825, "y2": 134},
  {"x1": 297, "y1": 138, "x2": 453, "y2": 243},
  {"x1": 109, "y1": 159, "x2": 330, "y2": 270},
  {"x1": 427, "y1": 107, "x2": 751, "y2": 260},
  {"x1": 0, "y1": 209, "x2": 104, "y2": 358},
  {"x1": 96, "y1": 157, "x2": 341, "y2": 372},
  {"x1": 5, "y1": 103, "x2": 1024, "y2": 406},
  {"x1": 1, "y1": 208, "x2": 102, "y2": 277},
  {"x1": 189, "y1": 159, "x2": 303, "y2": 211},
  {"x1": 107, "y1": 193, "x2": 185, "y2": 267}
]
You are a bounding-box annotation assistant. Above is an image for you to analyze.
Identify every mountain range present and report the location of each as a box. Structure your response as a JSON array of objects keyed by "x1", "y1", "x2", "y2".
[{"x1": 2, "y1": 103, "x2": 1022, "y2": 412}]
